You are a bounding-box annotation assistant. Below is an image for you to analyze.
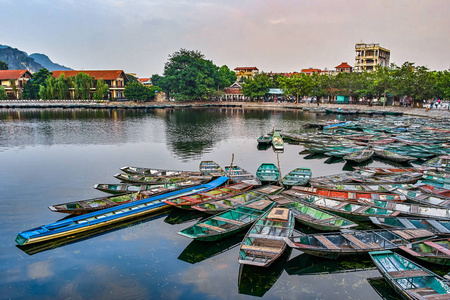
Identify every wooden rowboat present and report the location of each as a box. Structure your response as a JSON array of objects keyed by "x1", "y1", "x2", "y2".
[
  {"x1": 272, "y1": 130, "x2": 284, "y2": 151},
  {"x1": 286, "y1": 229, "x2": 435, "y2": 259},
  {"x1": 399, "y1": 238, "x2": 450, "y2": 266},
  {"x1": 120, "y1": 166, "x2": 188, "y2": 176},
  {"x1": 281, "y1": 167, "x2": 312, "y2": 187},
  {"x1": 257, "y1": 134, "x2": 272, "y2": 145},
  {"x1": 199, "y1": 161, "x2": 225, "y2": 177},
  {"x1": 192, "y1": 185, "x2": 283, "y2": 214},
  {"x1": 269, "y1": 194, "x2": 357, "y2": 231},
  {"x1": 352, "y1": 166, "x2": 423, "y2": 175},
  {"x1": 310, "y1": 182, "x2": 417, "y2": 193},
  {"x1": 225, "y1": 165, "x2": 262, "y2": 186},
  {"x1": 343, "y1": 149, "x2": 374, "y2": 163},
  {"x1": 392, "y1": 188, "x2": 450, "y2": 208},
  {"x1": 163, "y1": 182, "x2": 253, "y2": 209},
  {"x1": 15, "y1": 177, "x2": 229, "y2": 246},
  {"x1": 178, "y1": 198, "x2": 275, "y2": 241},
  {"x1": 350, "y1": 172, "x2": 423, "y2": 184},
  {"x1": 238, "y1": 206, "x2": 294, "y2": 267},
  {"x1": 114, "y1": 172, "x2": 211, "y2": 184},
  {"x1": 369, "y1": 250, "x2": 450, "y2": 300},
  {"x1": 291, "y1": 186, "x2": 407, "y2": 202},
  {"x1": 256, "y1": 163, "x2": 280, "y2": 184},
  {"x1": 369, "y1": 217, "x2": 450, "y2": 235},
  {"x1": 373, "y1": 148, "x2": 416, "y2": 162},
  {"x1": 93, "y1": 180, "x2": 203, "y2": 194}
]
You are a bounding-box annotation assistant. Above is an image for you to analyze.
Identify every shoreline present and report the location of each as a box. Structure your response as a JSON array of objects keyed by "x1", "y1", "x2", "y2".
[{"x1": 0, "y1": 99, "x2": 448, "y2": 118}]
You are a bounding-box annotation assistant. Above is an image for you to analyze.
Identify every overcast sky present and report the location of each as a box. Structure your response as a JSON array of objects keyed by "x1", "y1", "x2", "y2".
[{"x1": 1, "y1": 0, "x2": 449, "y2": 77}]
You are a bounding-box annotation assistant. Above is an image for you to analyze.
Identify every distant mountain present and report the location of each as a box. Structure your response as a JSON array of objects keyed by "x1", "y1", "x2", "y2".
[
  {"x1": 29, "y1": 53, "x2": 72, "y2": 71},
  {"x1": 0, "y1": 44, "x2": 72, "y2": 72}
]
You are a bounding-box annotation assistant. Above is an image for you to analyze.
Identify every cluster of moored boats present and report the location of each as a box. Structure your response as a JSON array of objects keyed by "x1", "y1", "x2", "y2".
[{"x1": 15, "y1": 154, "x2": 450, "y2": 298}]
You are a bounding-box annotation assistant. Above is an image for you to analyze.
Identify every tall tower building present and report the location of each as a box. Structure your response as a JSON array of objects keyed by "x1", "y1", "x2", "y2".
[{"x1": 354, "y1": 43, "x2": 390, "y2": 71}]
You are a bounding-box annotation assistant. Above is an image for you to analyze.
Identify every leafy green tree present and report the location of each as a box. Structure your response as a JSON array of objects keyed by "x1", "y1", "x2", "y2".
[
  {"x1": 0, "y1": 60, "x2": 8, "y2": 70},
  {"x1": 434, "y1": 70, "x2": 450, "y2": 100},
  {"x1": 0, "y1": 86, "x2": 8, "y2": 99},
  {"x1": 22, "y1": 68, "x2": 52, "y2": 99},
  {"x1": 55, "y1": 74, "x2": 69, "y2": 100},
  {"x1": 124, "y1": 81, "x2": 159, "y2": 102},
  {"x1": 217, "y1": 65, "x2": 237, "y2": 90},
  {"x1": 241, "y1": 73, "x2": 272, "y2": 100},
  {"x1": 74, "y1": 72, "x2": 94, "y2": 99},
  {"x1": 8, "y1": 79, "x2": 17, "y2": 99},
  {"x1": 277, "y1": 73, "x2": 312, "y2": 103},
  {"x1": 93, "y1": 79, "x2": 109, "y2": 100},
  {"x1": 126, "y1": 74, "x2": 139, "y2": 83}
]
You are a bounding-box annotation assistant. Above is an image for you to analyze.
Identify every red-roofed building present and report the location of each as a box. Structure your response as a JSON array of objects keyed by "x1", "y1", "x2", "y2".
[
  {"x1": 335, "y1": 62, "x2": 353, "y2": 73},
  {"x1": 138, "y1": 78, "x2": 151, "y2": 85},
  {"x1": 0, "y1": 70, "x2": 32, "y2": 99},
  {"x1": 234, "y1": 67, "x2": 259, "y2": 81},
  {"x1": 52, "y1": 70, "x2": 128, "y2": 99},
  {"x1": 301, "y1": 68, "x2": 321, "y2": 76},
  {"x1": 223, "y1": 82, "x2": 245, "y2": 101}
]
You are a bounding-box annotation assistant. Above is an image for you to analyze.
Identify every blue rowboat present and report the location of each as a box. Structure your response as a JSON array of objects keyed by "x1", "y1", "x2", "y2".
[{"x1": 15, "y1": 177, "x2": 229, "y2": 245}]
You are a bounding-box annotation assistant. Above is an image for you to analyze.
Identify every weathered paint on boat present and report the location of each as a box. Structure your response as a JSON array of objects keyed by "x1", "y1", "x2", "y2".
[
  {"x1": 256, "y1": 163, "x2": 280, "y2": 184},
  {"x1": 281, "y1": 167, "x2": 312, "y2": 187},
  {"x1": 399, "y1": 238, "x2": 450, "y2": 266}
]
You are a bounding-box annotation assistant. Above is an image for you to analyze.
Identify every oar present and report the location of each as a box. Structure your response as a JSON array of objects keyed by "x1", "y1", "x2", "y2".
[
  {"x1": 227, "y1": 153, "x2": 234, "y2": 186},
  {"x1": 277, "y1": 152, "x2": 283, "y2": 188}
]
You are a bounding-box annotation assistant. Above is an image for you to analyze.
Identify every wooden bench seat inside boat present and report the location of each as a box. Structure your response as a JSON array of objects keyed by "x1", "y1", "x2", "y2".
[
  {"x1": 342, "y1": 234, "x2": 371, "y2": 249},
  {"x1": 212, "y1": 216, "x2": 244, "y2": 226},
  {"x1": 392, "y1": 229, "x2": 434, "y2": 240},
  {"x1": 388, "y1": 269, "x2": 430, "y2": 278},
  {"x1": 333, "y1": 202, "x2": 349, "y2": 210},
  {"x1": 102, "y1": 198, "x2": 117, "y2": 205},
  {"x1": 197, "y1": 223, "x2": 226, "y2": 232},
  {"x1": 315, "y1": 235, "x2": 339, "y2": 249},
  {"x1": 353, "y1": 206, "x2": 370, "y2": 213},
  {"x1": 408, "y1": 288, "x2": 440, "y2": 298},
  {"x1": 423, "y1": 241, "x2": 450, "y2": 256},
  {"x1": 241, "y1": 244, "x2": 281, "y2": 254},
  {"x1": 77, "y1": 201, "x2": 92, "y2": 208}
]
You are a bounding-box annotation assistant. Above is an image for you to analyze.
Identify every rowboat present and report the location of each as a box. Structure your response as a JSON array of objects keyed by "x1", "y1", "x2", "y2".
[
  {"x1": 282, "y1": 190, "x2": 400, "y2": 221},
  {"x1": 192, "y1": 185, "x2": 283, "y2": 214},
  {"x1": 257, "y1": 134, "x2": 272, "y2": 145},
  {"x1": 369, "y1": 250, "x2": 450, "y2": 299},
  {"x1": 281, "y1": 167, "x2": 312, "y2": 187},
  {"x1": 310, "y1": 182, "x2": 417, "y2": 193},
  {"x1": 291, "y1": 186, "x2": 407, "y2": 202},
  {"x1": 418, "y1": 184, "x2": 450, "y2": 198},
  {"x1": 352, "y1": 166, "x2": 423, "y2": 175},
  {"x1": 256, "y1": 163, "x2": 280, "y2": 184},
  {"x1": 120, "y1": 166, "x2": 187, "y2": 176},
  {"x1": 93, "y1": 180, "x2": 203, "y2": 194},
  {"x1": 225, "y1": 165, "x2": 262, "y2": 186},
  {"x1": 399, "y1": 238, "x2": 450, "y2": 266},
  {"x1": 343, "y1": 149, "x2": 374, "y2": 163},
  {"x1": 178, "y1": 198, "x2": 275, "y2": 241},
  {"x1": 369, "y1": 217, "x2": 450, "y2": 235},
  {"x1": 114, "y1": 172, "x2": 211, "y2": 184},
  {"x1": 392, "y1": 188, "x2": 450, "y2": 208},
  {"x1": 417, "y1": 180, "x2": 450, "y2": 190},
  {"x1": 238, "y1": 206, "x2": 294, "y2": 267},
  {"x1": 163, "y1": 182, "x2": 253, "y2": 209},
  {"x1": 422, "y1": 155, "x2": 450, "y2": 171},
  {"x1": 350, "y1": 172, "x2": 423, "y2": 184},
  {"x1": 422, "y1": 174, "x2": 450, "y2": 185},
  {"x1": 272, "y1": 130, "x2": 284, "y2": 151},
  {"x1": 15, "y1": 177, "x2": 229, "y2": 245},
  {"x1": 49, "y1": 187, "x2": 173, "y2": 215},
  {"x1": 373, "y1": 148, "x2": 416, "y2": 162},
  {"x1": 199, "y1": 161, "x2": 225, "y2": 177},
  {"x1": 286, "y1": 229, "x2": 434, "y2": 259},
  {"x1": 269, "y1": 194, "x2": 357, "y2": 231},
  {"x1": 323, "y1": 121, "x2": 352, "y2": 130}
]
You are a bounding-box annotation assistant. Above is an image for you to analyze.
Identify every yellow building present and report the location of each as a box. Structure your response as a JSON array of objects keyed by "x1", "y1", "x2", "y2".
[
  {"x1": 0, "y1": 70, "x2": 32, "y2": 99},
  {"x1": 234, "y1": 67, "x2": 259, "y2": 81},
  {"x1": 355, "y1": 43, "x2": 390, "y2": 71},
  {"x1": 52, "y1": 70, "x2": 129, "y2": 99}
]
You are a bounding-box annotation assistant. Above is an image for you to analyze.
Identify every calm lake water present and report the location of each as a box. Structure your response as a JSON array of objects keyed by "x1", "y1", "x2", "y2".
[{"x1": 1, "y1": 107, "x2": 403, "y2": 299}]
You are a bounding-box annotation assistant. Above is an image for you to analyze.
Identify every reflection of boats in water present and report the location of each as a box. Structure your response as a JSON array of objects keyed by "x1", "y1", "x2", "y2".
[
  {"x1": 177, "y1": 233, "x2": 244, "y2": 264},
  {"x1": 16, "y1": 209, "x2": 171, "y2": 256},
  {"x1": 238, "y1": 248, "x2": 291, "y2": 297},
  {"x1": 284, "y1": 253, "x2": 376, "y2": 276},
  {"x1": 163, "y1": 208, "x2": 204, "y2": 225},
  {"x1": 367, "y1": 277, "x2": 403, "y2": 300}
]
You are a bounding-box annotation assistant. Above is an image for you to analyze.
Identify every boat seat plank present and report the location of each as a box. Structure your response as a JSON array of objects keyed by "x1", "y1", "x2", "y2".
[
  {"x1": 392, "y1": 230, "x2": 413, "y2": 240},
  {"x1": 315, "y1": 235, "x2": 339, "y2": 249},
  {"x1": 317, "y1": 217, "x2": 337, "y2": 224},
  {"x1": 212, "y1": 216, "x2": 245, "y2": 226},
  {"x1": 267, "y1": 208, "x2": 289, "y2": 220},
  {"x1": 398, "y1": 246, "x2": 421, "y2": 257},
  {"x1": 411, "y1": 205, "x2": 420, "y2": 214},
  {"x1": 342, "y1": 234, "x2": 371, "y2": 249},
  {"x1": 77, "y1": 201, "x2": 92, "y2": 208},
  {"x1": 241, "y1": 244, "x2": 281, "y2": 253},
  {"x1": 423, "y1": 293, "x2": 450, "y2": 300},
  {"x1": 102, "y1": 198, "x2": 117, "y2": 205},
  {"x1": 423, "y1": 241, "x2": 450, "y2": 256},
  {"x1": 427, "y1": 219, "x2": 450, "y2": 234},
  {"x1": 248, "y1": 233, "x2": 288, "y2": 241},
  {"x1": 211, "y1": 202, "x2": 232, "y2": 208},
  {"x1": 197, "y1": 223, "x2": 226, "y2": 232},
  {"x1": 398, "y1": 218, "x2": 416, "y2": 229},
  {"x1": 389, "y1": 269, "x2": 430, "y2": 278},
  {"x1": 405, "y1": 229, "x2": 434, "y2": 239},
  {"x1": 333, "y1": 202, "x2": 349, "y2": 210},
  {"x1": 353, "y1": 206, "x2": 370, "y2": 213}
]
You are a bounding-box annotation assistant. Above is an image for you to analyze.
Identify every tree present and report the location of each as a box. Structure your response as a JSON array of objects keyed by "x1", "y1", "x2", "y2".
[
  {"x1": 434, "y1": 70, "x2": 450, "y2": 100},
  {"x1": 74, "y1": 72, "x2": 94, "y2": 99},
  {"x1": 241, "y1": 73, "x2": 272, "y2": 100},
  {"x1": 124, "y1": 81, "x2": 159, "y2": 102},
  {"x1": 217, "y1": 65, "x2": 237, "y2": 90},
  {"x1": 277, "y1": 73, "x2": 312, "y2": 103},
  {"x1": 0, "y1": 60, "x2": 8, "y2": 70},
  {"x1": 93, "y1": 79, "x2": 109, "y2": 100},
  {"x1": 55, "y1": 74, "x2": 69, "y2": 100},
  {"x1": 0, "y1": 86, "x2": 8, "y2": 99},
  {"x1": 22, "y1": 68, "x2": 52, "y2": 99}
]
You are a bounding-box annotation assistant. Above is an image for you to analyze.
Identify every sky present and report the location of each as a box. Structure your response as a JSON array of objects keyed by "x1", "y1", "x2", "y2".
[{"x1": 1, "y1": 0, "x2": 449, "y2": 77}]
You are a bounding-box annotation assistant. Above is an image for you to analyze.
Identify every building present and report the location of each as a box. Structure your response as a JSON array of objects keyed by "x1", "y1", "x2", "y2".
[
  {"x1": 234, "y1": 67, "x2": 258, "y2": 81},
  {"x1": 137, "y1": 78, "x2": 152, "y2": 86},
  {"x1": 301, "y1": 68, "x2": 321, "y2": 76},
  {"x1": 223, "y1": 82, "x2": 245, "y2": 101},
  {"x1": 0, "y1": 70, "x2": 32, "y2": 99},
  {"x1": 335, "y1": 62, "x2": 352, "y2": 73},
  {"x1": 52, "y1": 70, "x2": 128, "y2": 99},
  {"x1": 354, "y1": 43, "x2": 390, "y2": 71}
]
